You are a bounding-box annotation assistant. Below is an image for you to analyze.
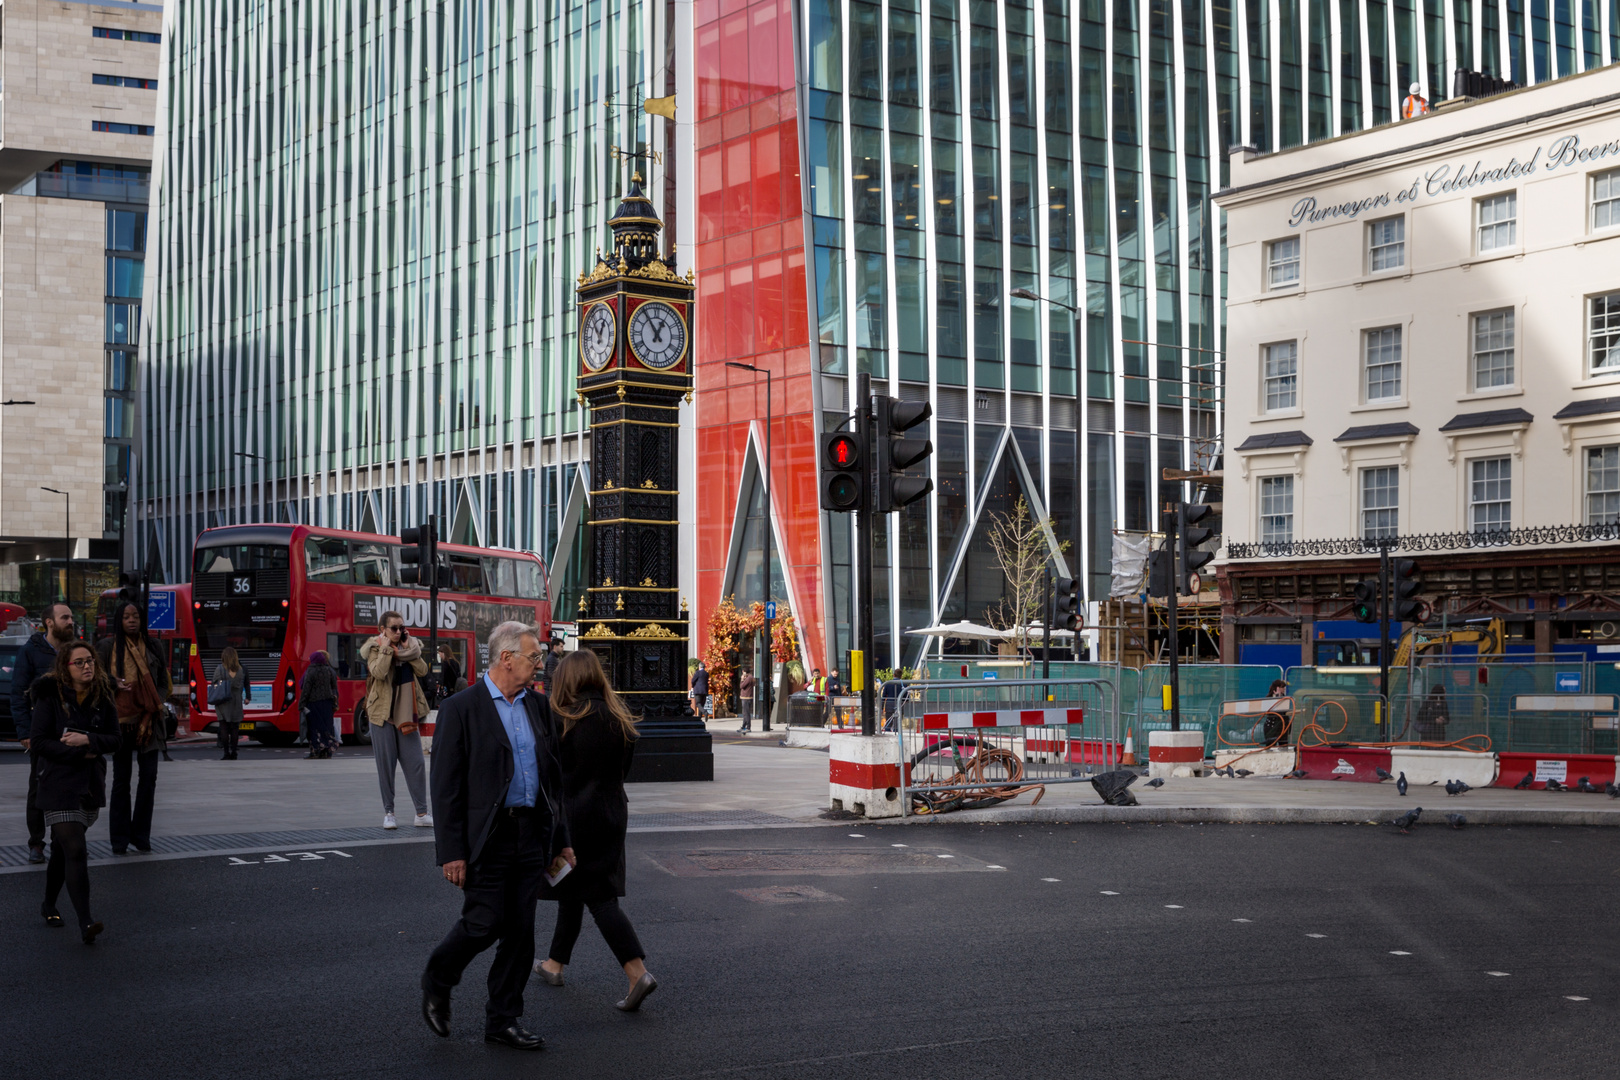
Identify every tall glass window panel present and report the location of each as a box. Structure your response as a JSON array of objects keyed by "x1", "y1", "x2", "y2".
[
  {"x1": 1364, "y1": 326, "x2": 1402, "y2": 402},
  {"x1": 1263, "y1": 341, "x2": 1298, "y2": 411},
  {"x1": 1587, "y1": 445, "x2": 1620, "y2": 525},
  {"x1": 1368, "y1": 216, "x2": 1405, "y2": 271},
  {"x1": 1471, "y1": 308, "x2": 1515, "y2": 389},
  {"x1": 1595, "y1": 169, "x2": 1620, "y2": 231},
  {"x1": 1361, "y1": 465, "x2": 1398, "y2": 539},
  {"x1": 1476, "y1": 192, "x2": 1517, "y2": 252},
  {"x1": 1259, "y1": 474, "x2": 1295, "y2": 545},
  {"x1": 1590, "y1": 291, "x2": 1620, "y2": 374},
  {"x1": 1469, "y1": 457, "x2": 1512, "y2": 533},
  {"x1": 1267, "y1": 237, "x2": 1300, "y2": 288}
]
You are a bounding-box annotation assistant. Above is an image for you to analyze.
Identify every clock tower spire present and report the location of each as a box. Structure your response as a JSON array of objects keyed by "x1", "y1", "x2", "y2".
[{"x1": 574, "y1": 169, "x2": 710, "y2": 781}]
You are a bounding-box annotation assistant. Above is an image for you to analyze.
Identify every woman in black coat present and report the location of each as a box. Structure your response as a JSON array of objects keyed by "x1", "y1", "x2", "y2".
[
  {"x1": 31, "y1": 641, "x2": 122, "y2": 943},
  {"x1": 534, "y1": 650, "x2": 657, "y2": 1011}
]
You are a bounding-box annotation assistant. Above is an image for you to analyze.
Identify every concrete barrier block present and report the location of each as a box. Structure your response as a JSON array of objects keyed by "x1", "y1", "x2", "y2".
[
  {"x1": 1148, "y1": 730, "x2": 1206, "y2": 778},
  {"x1": 1213, "y1": 747, "x2": 1296, "y2": 776},
  {"x1": 829, "y1": 733, "x2": 905, "y2": 819},
  {"x1": 1389, "y1": 748, "x2": 1497, "y2": 788}
]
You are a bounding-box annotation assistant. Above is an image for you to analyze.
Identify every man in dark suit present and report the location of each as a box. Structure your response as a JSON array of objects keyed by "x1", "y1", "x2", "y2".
[{"x1": 422, "y1": 621, "x2": 574, "y2": 1050}]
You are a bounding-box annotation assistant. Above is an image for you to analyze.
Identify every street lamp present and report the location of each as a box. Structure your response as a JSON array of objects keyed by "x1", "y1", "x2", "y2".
[
  {"x1": 1009, "y1": 287, "x2": 1084, "y2": 660},
  {"x1": 726, "y1": 360, "x2": 774, "y2": 731},
  {"x1": 41, "y1": 487, "x2": 69, "y2": 606}
]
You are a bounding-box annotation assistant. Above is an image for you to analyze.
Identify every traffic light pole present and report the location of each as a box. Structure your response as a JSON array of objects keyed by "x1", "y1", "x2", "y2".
[
  {"x1": 855, "y1": 374, "x2": 876, "y2": 737},
  {"x1": 1042, "y1": 565, "x2": 1052, "y2": 685},
  {"x1": 1378, "y1": 541, "x2": 1392, "y2": 706},
  {"x1": 1167, "y1": 504, "x2": 1181, "y2": 733}
]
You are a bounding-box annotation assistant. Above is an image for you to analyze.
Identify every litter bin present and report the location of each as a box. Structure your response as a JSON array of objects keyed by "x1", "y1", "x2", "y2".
[{"x1": 788, "y1": 691, "x2": 825, "y2": 727}]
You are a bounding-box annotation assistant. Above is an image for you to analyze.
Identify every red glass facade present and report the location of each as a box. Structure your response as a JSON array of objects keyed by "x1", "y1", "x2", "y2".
[{"x1": 693, "y1": 0, "x2": 823, "y2": 668}]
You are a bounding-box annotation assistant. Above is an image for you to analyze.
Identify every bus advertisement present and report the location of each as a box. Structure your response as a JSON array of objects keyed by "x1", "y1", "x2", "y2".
[{"x1": 188, "y1": 524, "x2": 551, "y2": 746}]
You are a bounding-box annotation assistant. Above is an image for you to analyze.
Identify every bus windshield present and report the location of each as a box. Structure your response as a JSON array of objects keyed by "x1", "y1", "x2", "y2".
[{"x1": 195, "y1": 544, "x2": 290, "y2": 575}]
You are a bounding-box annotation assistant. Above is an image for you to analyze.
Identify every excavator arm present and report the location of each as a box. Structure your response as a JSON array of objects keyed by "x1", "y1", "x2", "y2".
[{"x1": 1391, "y1": 617, "x2": 1507, "y2": 668}]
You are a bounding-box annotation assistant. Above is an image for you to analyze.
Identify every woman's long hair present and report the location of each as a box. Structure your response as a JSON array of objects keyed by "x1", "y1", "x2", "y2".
[
  {"x1": 111, "y1": 600, "x2": 153, "y2": 681},
  {"x1": 221, "y1": 646, "x2": 241, "y2": 676},
  {"x1": 52, "y1": 641, "x2": 113, "y2": 705},
  {"x1": 550, "y1": 650, "x2": 637, "y2": 742}
]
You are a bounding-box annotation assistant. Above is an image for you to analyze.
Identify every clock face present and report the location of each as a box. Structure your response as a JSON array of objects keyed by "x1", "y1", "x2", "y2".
[
  {"x1": 628, "y1": 301, "x2": 688, "y2": 370},
  {"x1": 580, "y1": 304, "x2": 616, "y2": 371}
]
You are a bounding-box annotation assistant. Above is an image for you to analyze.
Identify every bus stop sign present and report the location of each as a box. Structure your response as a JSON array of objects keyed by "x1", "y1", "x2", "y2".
[{"x1": 147, "y1": 590, "x2": 176, "y2": 633}]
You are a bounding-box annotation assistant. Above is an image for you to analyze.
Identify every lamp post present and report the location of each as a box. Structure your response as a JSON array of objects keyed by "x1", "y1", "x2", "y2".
[
  {"x1": 41, "y1": 486, "x2": 69, "y2": 607},
  {"x1": 726, "y1": 361, "x2": 773, "y2": 731},
  {"x1": 1010, "y1": 287, "x2": 1084, "y2": 659}
]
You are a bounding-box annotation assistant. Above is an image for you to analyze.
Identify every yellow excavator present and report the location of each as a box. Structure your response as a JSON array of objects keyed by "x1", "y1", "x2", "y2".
[{"x1": 1390, "y1": 617, "x2": 1507, "y2": 668}]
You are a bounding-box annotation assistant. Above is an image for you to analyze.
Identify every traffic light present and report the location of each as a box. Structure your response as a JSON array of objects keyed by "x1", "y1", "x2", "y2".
[
  {"x1": 873, "y1": 396, "x2": 934, "y2": 512},
  {"x1": 1178, "y1": 503, "x2": 1216, "y2": 596},
  {"x1": 1392, "y1": 559, "x2": 1422, "y2": 622},
  {"x1": 400, "y1": 515, "x2": 439, "y2": 587},
  {"x1": 1147, "y1": 549, "x2": 1172, "y2": 598},
  {"x1": 116, "y1": 571, "x2": 142, "y2": 609},
  {"x1": 819, "y1": 432, "x2": 865, "y2": 512},
  {"x1": 1055, "y1": 575, "x2": 1082, "y2": 632},
  {"x1": 1353, "y1": 579, "x2": 1379, "y2": 623}
]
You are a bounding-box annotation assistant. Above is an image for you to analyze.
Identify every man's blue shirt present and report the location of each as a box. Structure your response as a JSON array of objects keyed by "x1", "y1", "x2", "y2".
[{"x1": 484, "y1": 672, "x2": 538, "y2": 808}]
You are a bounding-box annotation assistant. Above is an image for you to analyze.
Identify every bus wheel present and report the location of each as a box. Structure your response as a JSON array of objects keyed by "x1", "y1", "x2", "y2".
[{"x1": 344, "y1": 707, "x2": 373, "y2": 747}]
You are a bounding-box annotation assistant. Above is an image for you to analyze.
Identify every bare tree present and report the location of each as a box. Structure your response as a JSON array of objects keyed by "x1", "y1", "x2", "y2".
[{"x1": 983, "y1": 495, "x2": 1070, "y2": 656}]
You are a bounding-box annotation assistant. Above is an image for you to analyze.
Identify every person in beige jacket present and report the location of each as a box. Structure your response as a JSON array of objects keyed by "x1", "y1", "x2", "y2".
[{"x1": 362, "y1": 611, "x2": 434, "y2": 830}]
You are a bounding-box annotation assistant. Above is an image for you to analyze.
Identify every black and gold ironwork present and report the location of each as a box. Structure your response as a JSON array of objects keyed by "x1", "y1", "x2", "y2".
[{"x1": 575, "y1": 170, "x2": 709, "y2": 781}]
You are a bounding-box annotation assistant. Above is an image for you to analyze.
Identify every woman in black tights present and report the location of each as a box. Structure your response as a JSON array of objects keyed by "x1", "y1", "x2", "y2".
[
  {"x1": 31, "y1": 640, "x2": 122, "y2": 943},
  {"x1": 534, "y1": 650, "x2": 658, "y2": 1012}
]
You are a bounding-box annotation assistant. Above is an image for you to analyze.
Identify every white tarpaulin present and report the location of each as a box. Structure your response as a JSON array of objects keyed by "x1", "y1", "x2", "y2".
[{"x1": 1110, "y1": 532, "x2": 1151, "y2": 598}]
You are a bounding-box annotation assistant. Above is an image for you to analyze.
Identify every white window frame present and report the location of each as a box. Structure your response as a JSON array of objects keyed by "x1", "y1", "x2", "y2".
[
  {"x1": 1360, "y1": 465, "x2": 1399, "y2": 539},
  {"x1": 1470, "y1": 307, "x2": 1515, "y2": 390},
  {"x1": 1367, "y1": 216, "x2": 1405, "y2": 273},
  {"x1": 1266, "y1": 237, "x2": 1300, "y2": 290},
  {"x1": 1262, "y1": 340, "x2": 1298, "y2": 412},
  {"x1": 1586, "y1": 445, "x2": 1620, "y2": 525},
  {"x1": 1362, "y1": 325, "x2": 1403, "y2": 403},
  {"x1": 1593, "y1": 168, "x2": 1620, "y2": 232},
  {"x1": 1590, "y1": 290, "x2": 1620, "y2": 376},
  {"x1": 1259, "y1": 474, "x2": 1295, "y2": 545},
  {"x1": 1475, "y1": 192, "x2": 1517, "y2": 253},
  {"x1": 1468, "y1": 456, "x2": 1512, "y2": 534}
]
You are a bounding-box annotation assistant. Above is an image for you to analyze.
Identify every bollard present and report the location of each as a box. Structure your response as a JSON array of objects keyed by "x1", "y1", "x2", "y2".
[
  {"x1": 1147, "y1": 729, "x2": 1205, "y2": 778},
  {"x1": 828, "y1": 733, "x2": 904, "y2": 819}
]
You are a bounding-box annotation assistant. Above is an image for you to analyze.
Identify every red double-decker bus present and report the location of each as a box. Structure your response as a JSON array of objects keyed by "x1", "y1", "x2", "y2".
[{"x1": 188, "y1": 524, "x2": 551, "y2": 746}]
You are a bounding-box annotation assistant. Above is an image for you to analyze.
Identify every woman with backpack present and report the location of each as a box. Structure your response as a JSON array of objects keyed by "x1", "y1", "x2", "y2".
[
  {"x1": 210, "y1": 647, "x2": 249, "y2": 760},
  {"x1": 301, "y1": 650, "x2": 340, "y2": 758}
]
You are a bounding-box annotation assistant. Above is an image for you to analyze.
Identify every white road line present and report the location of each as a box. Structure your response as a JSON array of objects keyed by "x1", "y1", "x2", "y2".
[
  {"x1": 936, "y1": 854, "x2": 954, "y2": 859},
  {"x1": 849, "y1": 834, "x2": 865, "y2": 838},
  {"x1": 891, "y1": 843, "x2": 908, "y2": 848},
  {"x1": 1565, "y1": 996, "x2": 1590, "y2": 1001},
  {"x1": 1306, "y1": 934, "x2": 1327, "y2": 939},
  {"x1": 1164, "y1": 905, "x2": 1184, "y2": 909},
  {"x1": 1485, "y1": 971, "x2": 1510, "y2": 977},
  {"x1": 985, "y1": 865, "x2": 1006, "y2": 870},
  {"x1": 1042, "y1": 878, "x2": 1061, "y2": 882},
  {"x1": 1100, "y1": 890, "x2": 1119, "y2": 895},
  {"x1": 1232, "y1": 918, "x2": 1252, "y2": 923},
  {"x1": 1390, "y1": 951, "x2": 1412, "y2": 956}
]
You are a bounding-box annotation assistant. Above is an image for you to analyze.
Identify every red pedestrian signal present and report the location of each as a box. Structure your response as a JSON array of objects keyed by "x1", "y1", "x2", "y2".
[
  {"x1": 828, "y1": 433, "x2": 858, "y2": 468},
  {"x1": 819, "y1": 431, "x2": 864, "y2": 512}
]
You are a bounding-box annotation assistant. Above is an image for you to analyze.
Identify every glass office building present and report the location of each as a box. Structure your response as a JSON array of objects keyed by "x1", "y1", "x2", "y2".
[{"x1": 138, "y1": 0, "x2": 1618, "y2": 666}]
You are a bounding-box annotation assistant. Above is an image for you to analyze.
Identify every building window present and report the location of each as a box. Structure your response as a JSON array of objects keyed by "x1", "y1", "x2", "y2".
[
  {"x1": 1259, "y1": 475, "x2": 1295, "y2": 545},
  {"x1": 1267, "y1": 237, "x2": 1300, "y2": 289},
  {"x1": 1476, "y1": 192, "x2": 1517, "y2": 252},
  {"x1": 1263, "y1": 341, "x2": 1298, "y2": 411},
  {"x1": 1587, "y1": 446, "x2": 1620, "y2": 525},
  {"x1": 106, "y1": 256, "x2": 144, "y2": 298},
  {"x1": 1471, "y1": 308, "x2": 1515, "y2": 389},
  {"x1": 92, "y1": 73, "x2": 159, "y2": 90},
  {"x1": 1469, "y1": 457, "x2": 1512, "y2": 533},
  {"x1": 1591, "y1": 291, "x2": 1620, "y2": 374},
  {"x1": 1368, "y1": 217, "x2": 1405, "y2": 271},
  {"x1": 91, "y1": 121, "x2": 156, "y2": 136},
  {"x1": 1361, "y1": 466, "x2": 1399, "y2": 539},
  {"x1": 93, "y1": 27, "x2": 161, "y2": 43},
  {"x1": 1594, "y1": 169, "x2": 1620, "y2": 231},
  {"x1": 1363, "y1": 326, "x2": 1402, "y2": 402}
]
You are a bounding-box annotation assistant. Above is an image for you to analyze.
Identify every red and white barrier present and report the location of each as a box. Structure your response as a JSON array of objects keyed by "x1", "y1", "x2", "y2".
[
  {"x1": 1389, "y1": 747, "x2": 1496, "y2": 788},
  {"x1": 1148, "y1": 730, "x2": 1206, "y2": 778},
  {"x1": 1297, "y1": 745, "x2": 1392, "y2": 782},
  {"x1": 829, "y1": 734, "x2": 907, "y2": 819},
  {"x1": 1492, "y1": 752, "x2": 1617, "y2": 790},
  {"x1": 918, "y1": 708, "x2": 1085, "y2": 729}
]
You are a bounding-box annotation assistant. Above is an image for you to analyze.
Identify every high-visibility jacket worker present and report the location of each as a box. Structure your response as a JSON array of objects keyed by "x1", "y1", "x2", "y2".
[
  {"x1": 811, "y1": 670, "x2": 826, "y2": 698},
  {"x1": 1401, "y1": 82, "x2": 1430, "y2": 119}
]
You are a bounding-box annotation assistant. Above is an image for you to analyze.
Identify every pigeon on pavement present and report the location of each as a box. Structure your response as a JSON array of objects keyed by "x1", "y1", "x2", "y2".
[
  {"x1": 1392, "y1": 807, "x2": 1422, "y2": 833},
  {"x1": 1397, "y1": 772, "x2": 1408, "y2": 797},
  {"x1": 1607, "y1": 781, "x2": 1620, "y2": 799},
  {"x1": 1236, "y1": 769, "x2": 1253, "y2": 777},
  {"x1": 1284, "y1": 768, "x2": 1308, "y2": 779},
  {"x1": 1445, "y1": 779, "x2": 1472, "y2": 796},
  {"x1": 1375, "y1": 768, "x2": 1393, "y2": 782},
  {"x1": 1515, "y1": 771, "x2": 1534, "y2": 789},
  {"x1": 1447, "y1": 813, "x2": 1467, "y2": 829},
  {"x1": 1545, "y1": 777, "x2": 1565, "y2": 792},
  {"x1": 1145, "y1": 777, "x2": 1165, "y2": 788},
  {"x1": 1577, "y1": 777, "x2": 1599, "y2": 794}
]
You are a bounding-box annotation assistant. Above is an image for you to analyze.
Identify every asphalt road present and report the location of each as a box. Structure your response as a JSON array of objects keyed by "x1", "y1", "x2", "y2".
[{"x1": 4, "y1": 821, "x2": 1617, "y2": 1079}]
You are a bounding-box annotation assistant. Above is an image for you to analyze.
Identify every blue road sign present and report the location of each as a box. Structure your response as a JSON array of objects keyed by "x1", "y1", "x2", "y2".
[
  {"x1": 983, "y1": 671, "x2": 998, "y2": 680},
  {"x1": 147, "y1": 590, "x2": 176, "y2": 632},
  {"x1": 1556, "y1": 671, "x2": 1582, "y2": 693},
  {"x1": 765, "y1": 601, "x2": 777, "y2": 620}
]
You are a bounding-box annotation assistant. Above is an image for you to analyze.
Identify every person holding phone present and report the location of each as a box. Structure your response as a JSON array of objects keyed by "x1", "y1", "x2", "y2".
[
  {"x1": 534, "y1": 649, "x2": 658, "y2": 1012},
  {"x1": 361, "y1": 612, "x2": 432, "y2": 830},
  {"x1": 421, "y1": 621, "x2": 573, "y2": 1050},
  {"x1": 30, "y1": 641, "x2": 121, "y2": 943}
]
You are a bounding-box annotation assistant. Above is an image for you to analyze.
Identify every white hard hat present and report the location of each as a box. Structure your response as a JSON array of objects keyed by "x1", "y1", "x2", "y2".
[{"x1": 1409, "y1": 82, "x2": 1422, "y2": 95}]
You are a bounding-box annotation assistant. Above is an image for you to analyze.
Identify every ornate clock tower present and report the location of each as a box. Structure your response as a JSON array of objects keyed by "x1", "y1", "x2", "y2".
[{"x1": 574, "y1": 172, "x2": 712, "y2": 782}]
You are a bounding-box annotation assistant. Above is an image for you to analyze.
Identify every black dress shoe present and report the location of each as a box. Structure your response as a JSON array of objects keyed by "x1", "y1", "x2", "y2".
[
  {"x1": 41, "y1": 902, "x2": 63, "y2": 928},
  {"x1": 81, "y1": 922, "x2": 104, "y2": 945},
  {"x1": 484, "y1": 1022, "x2": 545, "y2": 1051},
  {"x1": 421, "y1": 989, "x2": 451, "y2": 1038},
  {"x1": 110, "y1": 846, "x2": 128, "y2": 856},
  {"x1": 28, "y1": 846, "x2": 46, "y2": 864}
]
